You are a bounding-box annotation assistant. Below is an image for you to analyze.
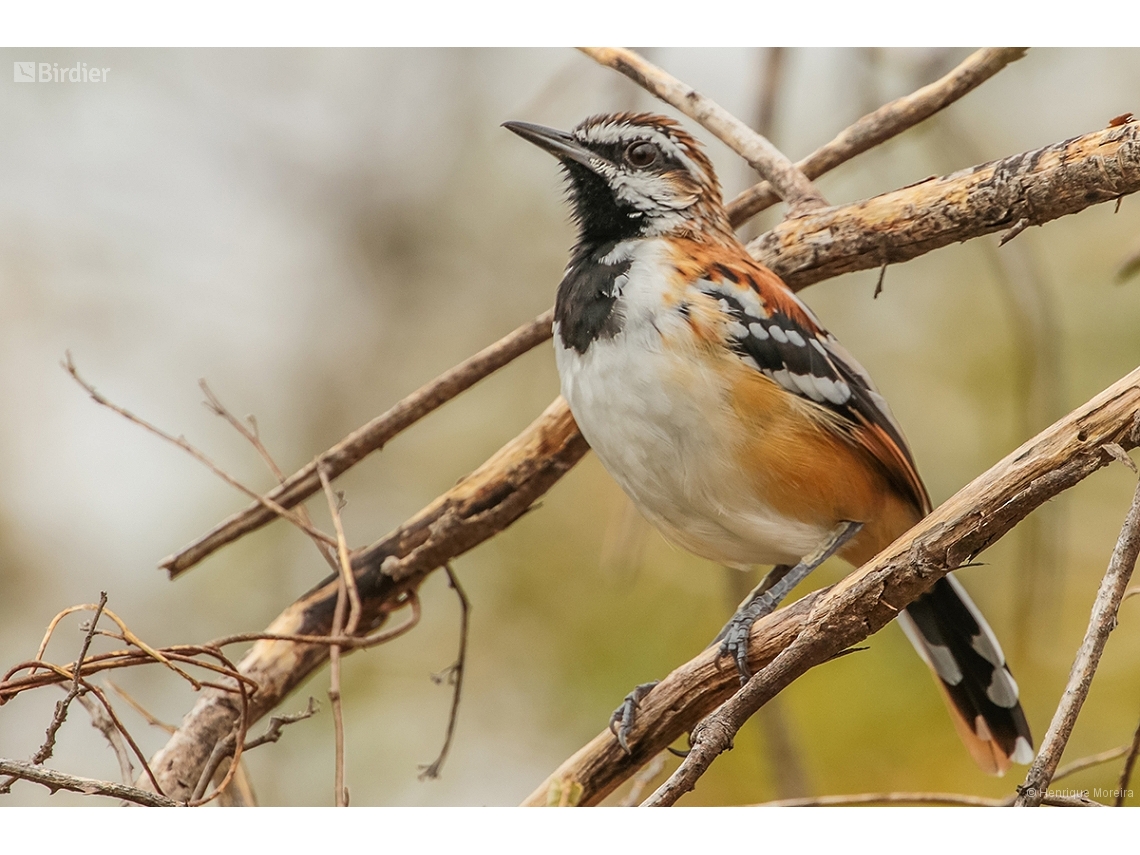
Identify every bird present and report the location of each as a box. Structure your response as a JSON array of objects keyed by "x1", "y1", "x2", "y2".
[{"x1": 504, "y1": 111, "x2": 1034, "y2": 775}]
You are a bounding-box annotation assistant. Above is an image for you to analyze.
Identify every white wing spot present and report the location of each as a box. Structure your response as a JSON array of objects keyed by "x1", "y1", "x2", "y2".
[
  {"x1": 785, "y1": 329, "x2": 806, "y2": 347},
  {"x1": 748, "y1": 322, "x2": 769, "y2": 340},
  {"x1": 791, "y1": 372, "x2": 825, "y2": 402},
  {"x1": 769, "y1": 326, "x2": 788, "y2": 344}
]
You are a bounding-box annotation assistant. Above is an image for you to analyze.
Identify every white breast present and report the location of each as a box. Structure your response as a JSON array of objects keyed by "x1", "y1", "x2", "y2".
[{"x1": 554, "y1": 239, "x2": 827, "y2": 568}]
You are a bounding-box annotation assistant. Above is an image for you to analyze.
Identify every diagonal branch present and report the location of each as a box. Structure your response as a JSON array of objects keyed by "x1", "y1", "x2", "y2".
[
  {"x1": 1014, "y1": 470, "x2": 1140, "y2": 807},
  {"x1": 521, "y1": 367, "x2": 1140, "y2": 806},
  {"x1": 162, "y1": 309, "x2": 555, "y2": 578},
  {"x1": 580, "y1": 46, "x2": 827, "y2": 214}
]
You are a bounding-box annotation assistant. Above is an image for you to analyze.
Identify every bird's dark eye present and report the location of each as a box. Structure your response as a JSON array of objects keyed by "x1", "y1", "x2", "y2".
[{"x1": 624, "y1": 141, "x2": 658, "y2": 168}]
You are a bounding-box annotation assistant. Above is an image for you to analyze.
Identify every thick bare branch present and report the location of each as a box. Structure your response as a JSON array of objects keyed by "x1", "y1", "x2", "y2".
[
  {"x1": 753, "y1": 119, "x2": 1140, "y2": 289},
  {"x1": 580, "y1": 46, "x2": 826, "y2": 215},
  {"x1": 520, "y1": 366, "x2": 1140, "y2": 806},
  {"x1": 727, "y1": 48, "x2": 1028, "y2": 223},
  {"x1": 1015, "y1": 471, "x2": 1140, "y2": 806}
]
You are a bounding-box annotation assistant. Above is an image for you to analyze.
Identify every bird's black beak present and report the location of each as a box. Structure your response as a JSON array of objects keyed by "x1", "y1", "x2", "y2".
[{"x1": 503, "y1": 120, "x2": 603, "y2": 171}]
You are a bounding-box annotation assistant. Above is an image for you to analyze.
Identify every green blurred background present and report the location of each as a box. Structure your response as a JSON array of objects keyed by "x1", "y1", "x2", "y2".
[{"x1": 1, "y1": 47, "x2": 1139, "y2": 806}]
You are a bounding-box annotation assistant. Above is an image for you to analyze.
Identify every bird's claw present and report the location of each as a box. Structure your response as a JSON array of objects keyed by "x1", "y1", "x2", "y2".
[
  {"x1": 716, "y1": 615, "x2": 755, "y2": 685},
  {"x1": 608, "y1": 681, "x2": 659, "y2": 754}
]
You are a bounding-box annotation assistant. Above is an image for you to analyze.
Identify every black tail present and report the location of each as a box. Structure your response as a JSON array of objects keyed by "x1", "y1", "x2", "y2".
[{"x1": 898, "y1": 576, "x2": 1034, "y2": 775}]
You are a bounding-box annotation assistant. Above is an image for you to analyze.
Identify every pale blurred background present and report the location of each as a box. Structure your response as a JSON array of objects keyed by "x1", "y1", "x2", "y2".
[{"x1": 1, "y1": 48, "x2": 1139, "y2": 806}]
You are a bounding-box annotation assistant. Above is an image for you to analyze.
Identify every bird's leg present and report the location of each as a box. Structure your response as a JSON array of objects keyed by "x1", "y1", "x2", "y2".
[
  {"x1": 607, "y1": 522, "x2": 864, "y2": 754},
  {"x1": 716, "y1": 520, "x2": 864, "y2": 683}
]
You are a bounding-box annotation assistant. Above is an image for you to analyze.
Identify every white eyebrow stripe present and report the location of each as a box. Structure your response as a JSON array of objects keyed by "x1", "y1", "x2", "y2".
[{"x1": 575, "y1": 122, "x2": 704, "y2": 181}]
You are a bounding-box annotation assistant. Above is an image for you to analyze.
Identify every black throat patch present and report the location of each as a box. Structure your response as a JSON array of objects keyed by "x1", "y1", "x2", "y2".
[{"x1": 555, "y1": 240, "x2": 632, "y2": 354}]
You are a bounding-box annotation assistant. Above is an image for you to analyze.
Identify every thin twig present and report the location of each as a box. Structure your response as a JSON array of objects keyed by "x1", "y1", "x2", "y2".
[
  {"x1": 200, "y1": 379, "x2": 338, "y2": 572},
  {"x1": 191, "y1": 696, "x2": 320, "y2": 801},
  {"x1": 35, "y1": 602, "x2": 193, "y2": 687},
  {"x1": 1, "y1": 612, "x2": 422, "y2": 704},
  {"x1": 580, "y1": 46, "x2": 826, "y2": 215},
  {"x1": 759, "y1": 791, "x2": 1003, "y2": 807},
  {"x1": 73, "y1": 679, "x2": 166, "y2": 796},
  {"x1": 163, "y1": 309, "x2": 555, "y2": 577},
  {"x1": 0, "y1": 758, "x2": 181, "y2": 807},
  {"x1": 75, "y1": 692, "x2": 135, "y2": 785},
  {"x1": 318, "y1": 463, "x2": 355, "y2": 808},
  {"x1": 207, "y1": 602, "x2": 422, "y2": 652},
  {"x1": 620, "y1": 754, "x2": 666, "y2": 806},
  {"x1": 419, "y1": 564, "x2": 470, "y2": 781},
  {"x1": 1016, "y1": 475, "x2": 1140, "y2": 806},
  {"x1": 1053, "y1": 743, "x2": 1132, "y2": 783},
  {"x1": 185, "y1": 654, "x2": 251, "y2": 807},
  {"x1": 243, "y1": 697, "x2": 321, "y2": 752},
  {"x1": 1115, "y1": 715, "x2": 1140, "y2": 806},
  {"x1": 31, "y1": 592, "x2": 107, "y2": 765},
  {"x1": 319, "y1": 464, "x2": 362, "y2": 637},
  {"x1": 64, "y1": 353, "x2": 338, "y2": 550},
  {"x1": 3, "y1": 646, "x2": 260, "y2": 701},
  {"x1": 106, "y1": 680, "x2": 176, "y2": 734},
  {"x1": 725, "y1": 47, "x2": 1029, "y2": 224}
]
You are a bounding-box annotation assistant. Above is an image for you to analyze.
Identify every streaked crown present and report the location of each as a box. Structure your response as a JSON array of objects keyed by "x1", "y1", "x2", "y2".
[{"x1": 505, "y1": 112, "x2": 734, "y2": 245}]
